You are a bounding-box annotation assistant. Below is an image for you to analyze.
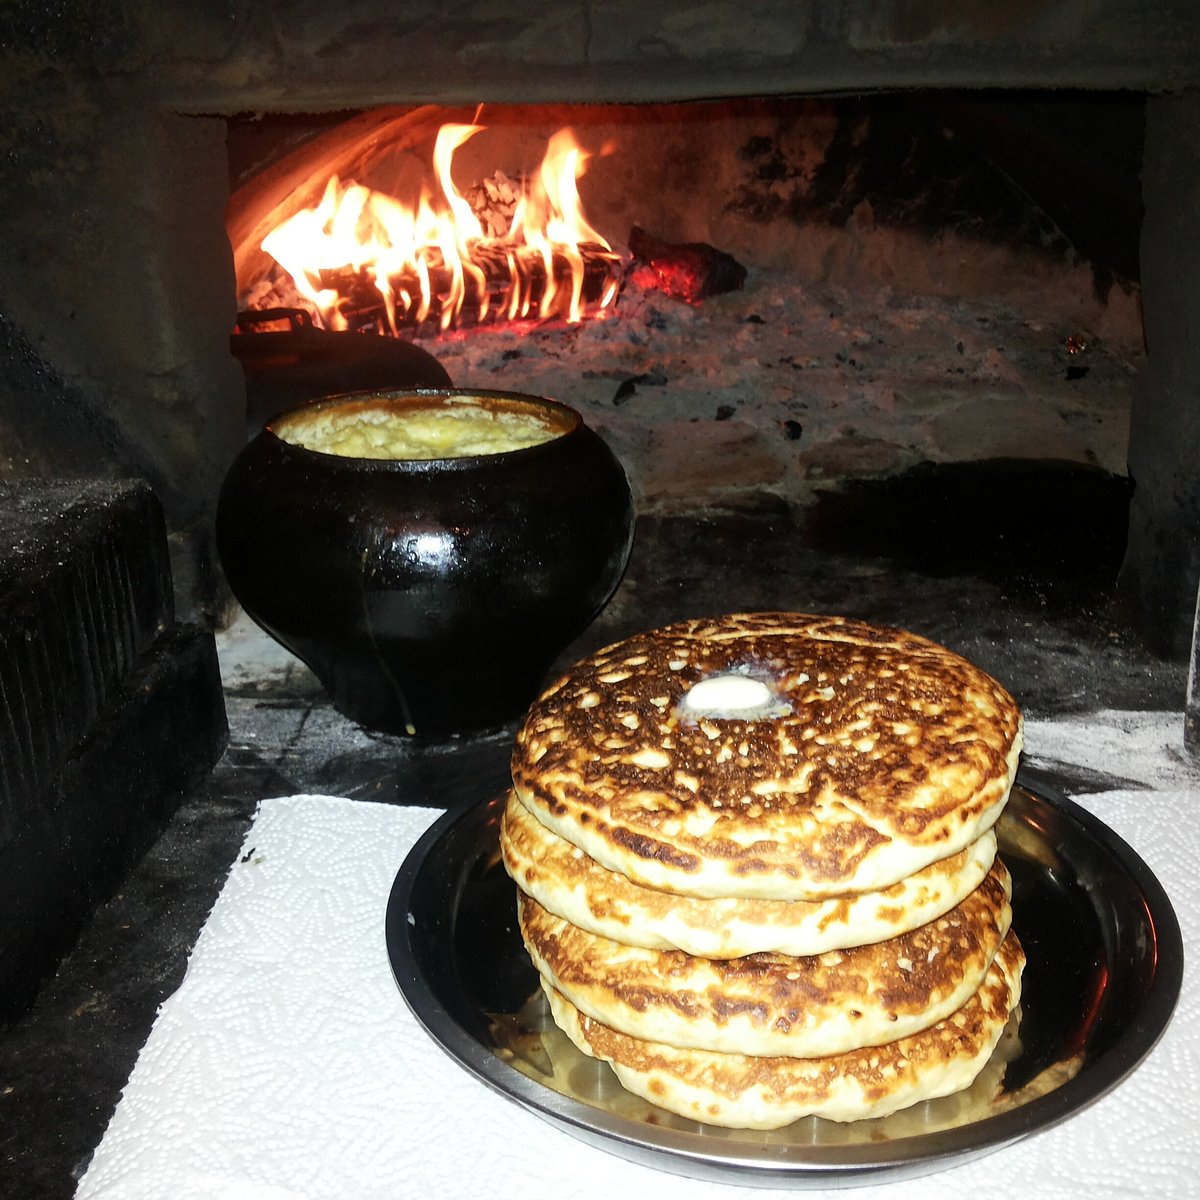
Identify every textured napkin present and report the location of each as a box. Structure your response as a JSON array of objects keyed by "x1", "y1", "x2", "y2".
[{"x1": 77, "y1": 724, "x2": 1197, "y2": 1200}]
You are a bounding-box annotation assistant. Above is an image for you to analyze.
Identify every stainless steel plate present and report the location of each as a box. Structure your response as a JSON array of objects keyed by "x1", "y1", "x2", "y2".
[{"x1": 386, "y1": 781, "x2": 1182, "y2": 1187}]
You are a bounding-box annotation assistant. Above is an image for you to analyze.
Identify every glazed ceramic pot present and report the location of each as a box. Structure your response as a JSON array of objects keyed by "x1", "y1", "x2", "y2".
[
  {"x1": 231, "y1": 310, "x2": 453, "y2": 431},
  {"x1": 216, "y1": 388, "x2": 635, "y2": 736}
]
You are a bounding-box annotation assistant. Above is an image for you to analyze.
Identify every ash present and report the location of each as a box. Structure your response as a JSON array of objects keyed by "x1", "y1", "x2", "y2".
[{"x1": 424, "y1": 268, "x2": 1140, "y2": 516}]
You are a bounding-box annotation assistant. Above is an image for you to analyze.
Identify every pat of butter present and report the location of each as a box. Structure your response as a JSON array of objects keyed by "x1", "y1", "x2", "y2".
[{"x1": 683, "y1": 674, "x2": 773, "y2": 713}]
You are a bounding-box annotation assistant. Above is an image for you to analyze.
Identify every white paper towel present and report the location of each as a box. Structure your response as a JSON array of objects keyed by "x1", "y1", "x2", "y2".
[{"x1": 77, "y1": 766, "x2": 1198, "y2": 1199}]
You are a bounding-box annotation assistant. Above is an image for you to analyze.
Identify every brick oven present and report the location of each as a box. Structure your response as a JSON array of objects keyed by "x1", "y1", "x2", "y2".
[{"x1": 2, "y1": 6, "x2": 1200, "y2": 1188}]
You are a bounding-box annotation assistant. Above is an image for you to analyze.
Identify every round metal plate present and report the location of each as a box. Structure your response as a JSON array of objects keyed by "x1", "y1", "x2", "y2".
[{"x1": 385, "y1": 782, "x2": 1182, "y2": 1187}]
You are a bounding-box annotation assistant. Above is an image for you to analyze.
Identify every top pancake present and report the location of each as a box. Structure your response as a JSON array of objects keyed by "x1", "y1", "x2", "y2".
[{"x1": 512, "y1": 612, "x2": 1023, "y2": 901}]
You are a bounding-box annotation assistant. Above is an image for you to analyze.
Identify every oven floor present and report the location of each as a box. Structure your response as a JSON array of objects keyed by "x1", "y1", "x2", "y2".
[{"x1": 3, "y1": 492, "x2": 1196, "y2": 1197}]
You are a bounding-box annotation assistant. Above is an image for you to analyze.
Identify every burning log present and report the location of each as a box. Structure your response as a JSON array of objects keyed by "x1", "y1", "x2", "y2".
[
  {"x1": 315, "y1": 241, "x2": 621, "y2": 334},
  {"x1": 628, "y1": 225, "x2": 747, "y2": 304},
  {"x1": 254, "y1": 124, "x2": 624, "y2": 336}
]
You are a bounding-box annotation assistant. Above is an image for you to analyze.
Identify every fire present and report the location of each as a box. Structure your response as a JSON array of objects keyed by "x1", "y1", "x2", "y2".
[{"x1": 259, "y1": 124, "x2": 622, "y2": 334}]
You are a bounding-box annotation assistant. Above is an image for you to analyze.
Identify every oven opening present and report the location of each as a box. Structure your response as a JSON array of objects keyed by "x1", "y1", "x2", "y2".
[{"x1": 225, "y1": 94, "x2": 1144, "y2": 602}]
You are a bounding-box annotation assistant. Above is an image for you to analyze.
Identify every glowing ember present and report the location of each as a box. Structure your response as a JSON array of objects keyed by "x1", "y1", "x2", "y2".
[{"x1": 259, "y1": 125, "x2": 622, "y2": 334}]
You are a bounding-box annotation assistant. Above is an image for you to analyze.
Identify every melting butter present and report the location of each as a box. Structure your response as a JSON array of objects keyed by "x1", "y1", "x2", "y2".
[{"x1": 683, "y1": 674, "x2": 773, "y2": 713}]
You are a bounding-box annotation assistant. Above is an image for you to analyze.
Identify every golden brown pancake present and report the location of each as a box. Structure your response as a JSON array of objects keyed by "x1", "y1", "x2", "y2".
[
  {"x1": 512, "y1": 613, "x2": 1023, "y2": 900},
  {"x1": 518, "y1": 861, "x2": 1012, "y2": 1058},
  {"x1": 501, "y1": 789, "x2": 998, "y2": 958},
  {"x1": 544, "y1": 929, "x2": 1025, "y2": 1128}
]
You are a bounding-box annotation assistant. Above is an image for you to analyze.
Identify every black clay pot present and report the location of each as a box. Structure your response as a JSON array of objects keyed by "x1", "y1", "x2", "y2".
[
  {"x1": 230, "y1": 310, "x2": 453, "y2": 432},
  {"x1": 216, "y1": 388, "x2": 634, "y2": 736}
]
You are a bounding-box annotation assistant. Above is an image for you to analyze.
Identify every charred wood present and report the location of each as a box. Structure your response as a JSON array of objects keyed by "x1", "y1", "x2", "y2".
[{"x1": 628, "y1": 225, "x2": 747, "y2": 304}]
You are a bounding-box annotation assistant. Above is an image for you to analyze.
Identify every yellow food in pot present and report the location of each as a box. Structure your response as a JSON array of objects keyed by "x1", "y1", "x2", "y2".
[{"x1": 275, "y1": 397, "x2": 563, "y2": 460}]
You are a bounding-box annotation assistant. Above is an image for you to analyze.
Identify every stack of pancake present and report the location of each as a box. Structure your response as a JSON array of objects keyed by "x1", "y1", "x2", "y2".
[{"x1": 501, "y1": 612, "x2": 1025, "y2": 1129}]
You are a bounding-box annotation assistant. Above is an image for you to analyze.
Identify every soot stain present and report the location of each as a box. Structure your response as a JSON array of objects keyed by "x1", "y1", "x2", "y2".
[{"x1": 804, "y1": 459, "x2": 1132, "y2": 607}]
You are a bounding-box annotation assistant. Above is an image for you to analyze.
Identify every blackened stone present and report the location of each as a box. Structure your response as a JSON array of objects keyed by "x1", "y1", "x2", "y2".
[
  {"x1": 1120, "y1": 90, "x2": 1200, "y2": 659},
  {"x1": 0, "y1": 626, "x2": 227, "y2": 1024},
  {"x1": 0, "y1": 480, "x2": 172, "y2": 843},
  {"x1": 0, "y1": 479, "x2": 227, "y2": 1022},
  {"x1": 805, "y1": 459, "x2": 1132, "y2": 601}
]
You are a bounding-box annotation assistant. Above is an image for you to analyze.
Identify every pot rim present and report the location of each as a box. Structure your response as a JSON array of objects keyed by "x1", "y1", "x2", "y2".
[{"x1": 261, "y1": 386, "x2": 585, "y2": 469}]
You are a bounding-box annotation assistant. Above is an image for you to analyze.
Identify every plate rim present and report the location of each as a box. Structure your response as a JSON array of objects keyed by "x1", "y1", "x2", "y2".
[{"x1": 385, "y1": 778, "x2": 1184, "y2": 1183}]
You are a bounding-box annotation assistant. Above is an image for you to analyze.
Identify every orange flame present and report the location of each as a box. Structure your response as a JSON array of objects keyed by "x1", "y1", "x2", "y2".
[{"x1": 260, "y1": 124, "x2": 621, "y2": 334}]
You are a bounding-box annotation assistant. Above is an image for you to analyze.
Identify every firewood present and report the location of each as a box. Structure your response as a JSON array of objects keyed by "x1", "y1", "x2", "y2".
[{"x1": 315, "y1": 241, "x2": 621, "y2": 332}]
